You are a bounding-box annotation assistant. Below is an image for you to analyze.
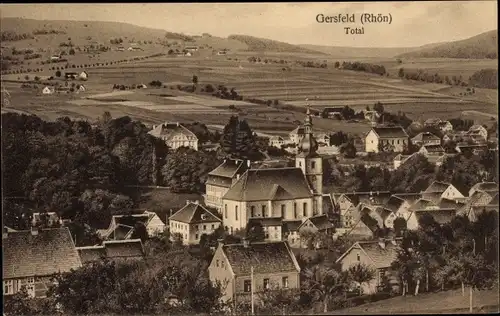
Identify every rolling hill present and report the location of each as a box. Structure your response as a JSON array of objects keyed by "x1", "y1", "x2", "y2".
[
  {"x1": 397, "y1": 30, "x2": 497, "y2": 59},
  {"x1": 228, "y1": 34, "x2": 325, "y2": 55}
]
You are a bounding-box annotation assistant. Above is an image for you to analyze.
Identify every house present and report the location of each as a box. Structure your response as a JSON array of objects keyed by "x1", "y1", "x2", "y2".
[
  {"x1": 384, "y1": 195, "x2": 412, "y2": 222},
  {"x1": 269, "y1": 136, "x2": 286, "y2": 148},
  {"x1": 184, "y1": 52, "x2": 192, "y2": 57},
  {"x1": 205, "y1": 159, "x2": 250, "y2": 210},
  {"x1": 424, "y1": 118, "x2": 442, "y2": 127},
  {"x1": 76, "y1": 239, "x2": 144, "y2": 264},
  {"x1": 297, "y1": 214, "x2": 335, "y2": 235},
  {"x1": 468, "y1": 182, "x2": 498, "y2": 197},
  {"x1": 443, "y1": 131, "x2": 467, "y2": 143},
  {"x1": 336, "y1": 240, "x2": 399, "y2": 294},
  {"x1": 137, "y1": 83, "x2": 148, "y2": 89},
  {"x1": 221, "y1": 108, "x2": 324, "y2": 233},
  {"x1": 169, "y1": 201, "x2": 222, "y2": 245},
  {"x1": 282, "y1": 220, "x2": 302, "y2": 247},
  {"x1": 149, "y1": 122, "x2": 199, "y2": 151},
  {"x1": 76, "y1": 84, "x2": 86, "y2": 93},
  {"x1": 462, "y1": 191, "x2": 499, "y2": 222},
  {"x1": 411, "y1": 132, "x2": 441, "y2": 146},
  {"x1": 217, "y1": 51, "x2": 227, "y2": 55},
  {"x1": 410, "y1": 198, "x2": 440, "y2": 211},
  {"x1": 64, "y1": 72, "x2": 78, "y2": 80},
  {"x1": 394, "y1": 152, "x2": 451, "y2": 170},
  {"x1": 315, "y1": 133, "x2": 331, "y2": 146},
  {"x1": 365, "y1": 126, "x2": 409, "y2": 153},
  {"x1": 184, "y1": 46, "x2": 199, "y2": 52},
  {"x1": 468, "y1": 125, "x2": 488, "y2": 140},
  {"x1": 437, "y1": 121, "x2": 453, "y2": 132},
  {"x1": 3, "y1": 227, "x2": 82, "y2": 297},
  {"x1": 418, "y1": 144, "x2": 445, "y2": 156},
  {"x1": 406, "y1": 209, "x2": 457, "y2": 230},
  {"x1": 344, "y1": 216, "x2": 377, "y2": 240},
  {"x1": 423, "y1": 181, "x2": 465, "y2": 203},
  {"x1": 455, "y1": 144, "x2": 488, "y2": 155},
  {"x1": 79, "y1": 71, "x2": 88, "y2": 81},
  {"x1": 99, "y1": 211, "x2": 166, "y2": 240},
  {"x1": 289, "y1": 126, "x2": 306, "y2": 144},
  {"x1": 42, "y1": 86, "x2": 54, "y2": 95},
  {"x1": 208, "y1": 240, "x2": 301, "y2": 303},
  {"x1": 322, "y1": 107, "x2": 344, "y2": 119},
  {"x1": 50, "y1": 55, "x2": 60, "y2": 61},
  {"x1": 248, "y1": 217, "x2": 283, "y2": 242},
  {"x1": 31, "y1": 212, "x2": 60, "y2": 227}
]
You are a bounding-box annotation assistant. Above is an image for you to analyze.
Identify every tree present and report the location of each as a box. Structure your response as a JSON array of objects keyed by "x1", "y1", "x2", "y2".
[
  {"x1": 246, "y1": 221, "x2": 265, "y2": 242},
  {"x1": 302, "y1": 264, "x2": 350, "y2": 313},
  {"x1": 398, "y1": 67, "x2": 405, "y2": 78},
  {"x1": 192, "y1": 75, "x2": 198, "y2": 89},
  {"x1": 55, "y1": 70, "x2": 61, "y2": 77},
  {"x1": 339, "y1": 141, "x2": 357, "y2": 159},
  {"x1": 347, "y1": 262, "x2": 376, "y2": 294},
  {"x1": 393, "y1": 217, "x2": 407, "y2": 237},
  {"x1": 373, "y1": 102, "x2": 384, "y2": 114}
]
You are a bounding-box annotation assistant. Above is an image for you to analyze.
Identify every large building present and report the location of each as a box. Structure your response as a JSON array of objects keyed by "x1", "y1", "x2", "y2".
[
  {"x1": 148, "y1": 122, "x2": 199, "y2": 151},
  {"x1": 365, "y1": 126, "x2": 409, "y2": 153},
  {"x1": 219, "y1": 108, "x2": 324, "y2": 233}
]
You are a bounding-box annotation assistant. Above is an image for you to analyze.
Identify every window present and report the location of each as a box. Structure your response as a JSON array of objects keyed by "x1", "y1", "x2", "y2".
[
  {"x1": 230, "y1": 227, "x2": 233, "y2": 234},
  {"x1": 262, "y1": 205, "x2": 267, "y2": 217},
  {"x1": 235, "y1": 206, "x2": 238, "y2": 220},
  {"x1": 244, "y1": 280, "x2": 252, "y2": 292},
  {"x1": 311, "y1": 161, "x2": 316, "y2": 169},
  {"x1": 251, "y1": 206, "x2": 255, "y2": 217},
  {"x1": 293, "y1": 203, "x2": 297, "y2": 218},
  {"x1": 203, "y1": 225, "x2": 207, "y2": 230},
  {"x1": 195, "y1": 233, "x2": 199, "y2": 239},
  {"x1": 211, "y1": 224, "x2": 215, "y2": 229},
  {"x1": 263, "y1": 278, "x2": 270, "y2": 290},
  {"x1": 281, "y1": 204, "x2": 285, "y2": 218},
  {"x1": 299, "y1": 161, "x2": 302, "y2": 167},
  {"x1": 221, "y1": 261, "x2": 225, "y2": 269},
  {"x1": 357, "y1": 253, "x2": 360, "y2": 262},
  {"x1": 224, "y1": 204, "x2": 228, "y2": 219},
  {"x1": 184, "y1": 234, "x2": 187, "y2": 240},
  {"x1": 303, "y1": 202, "x2": 307, "y2": 216},
  {"x1": 282, "y1": 276, "x2": 289, "y2": 288},
  {"x1": 3, "y1": 280, "x2": 13, "y2": 295},
  {"x1": 397, "y1": 139, "x2": 400, "y2": 144},
  {"x1": 216, "y1": 260, "x2": 220, "y2": 267},
  {"x1": 274, "y1": 233, "x2": 278, "y2": 240}
]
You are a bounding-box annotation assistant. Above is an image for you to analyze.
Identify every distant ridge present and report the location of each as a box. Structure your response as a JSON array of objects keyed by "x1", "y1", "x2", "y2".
[
  {"x1": 228, "y1": 34, "x2": 326, "y2": 55},
  {"x1": 397, "y1": 30, "x2": 497, "y2": 59}
]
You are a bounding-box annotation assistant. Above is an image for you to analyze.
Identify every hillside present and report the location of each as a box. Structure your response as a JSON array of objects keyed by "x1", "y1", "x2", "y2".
[
  {"x1": 469, "y1": 68, "x2": 498, "y2": 89},
  {"x1": 397, "y1": 30, "x2": 497, "y2": 59},
  {"x1": 228, "y1": 34, "x2": 325, "y2": 55}
]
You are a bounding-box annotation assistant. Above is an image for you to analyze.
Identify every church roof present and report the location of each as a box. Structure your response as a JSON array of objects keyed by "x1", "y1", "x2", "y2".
[{"x1": 223, "y1": 168, "x2": 313, "y2": 202}]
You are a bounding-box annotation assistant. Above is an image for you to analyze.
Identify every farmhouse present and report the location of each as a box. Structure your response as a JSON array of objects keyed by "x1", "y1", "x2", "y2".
[
  {"x1": 184, "y1": 45, "x2": 199, "y2": 52},
  {"x1": 205, "y1": 159, "x2": 251, "y2": 210},
  {"x1": 76, "y1": 239, "x2": 145, "y2": 264},
  {"x1": 79, "y1": 71, "x2": 88, "y2": 81},
  {"x1": 3, "y1": 227, "x2": 82, "y2": 297},
  {"x1": 269, "y1": 135, "x2": 286, "y2": 148},
  {"x1": 406, "y1": 209, "x2": 457, "y2": 230},
  {"x1": 418, "y1": 144, "x2": 445, "y2": 156},
  {"x1": 411, "y1": 132, "x2": 441, "y2": 146},
  {"x1": 99, "y1": 211, "x2": 166, "y2": 240},
  {"x1": 468, "y1": 125, "x2": 488, "y2": 140},
  {"x1": 149, "y1": 122, "x2": 199, "y2": 151},
  {"x1": 169, "y1": 201, "x2": 222, "y2": 245},
  {"x1": 365, "y1": 126, "x2": 408, "y2": 153},
  {"x1": 297, "y1": 214, "x2": 335, "y2": 235},
  {"x1": 423, "y1": 181, "x2": 465, "y2": 203},
  {"x1": 336, "y1": 240, "x2": 399, "y2": 294},
  {"x1": 220, "y1": 108, "x2": 324, "y2": 233},
  {"x1": 208, "y1": 240, "x2": 300, "y2": 303},
  {"x1": 41, "y1": 86, "x2": 54, "y2": 95},
  {"x1": 322, "y1": 107, "x2": 344, "y2": 119},
  {"x1": 437, "y1": 121, "x2": 453, "y2": 132}
]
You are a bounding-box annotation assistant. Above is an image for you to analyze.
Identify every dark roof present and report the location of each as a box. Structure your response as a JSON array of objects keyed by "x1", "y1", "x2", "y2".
[
  {"x1": 376, "y1": 207, "x2": 393, "y2": 221},
  {"x1": 343, "y1": 191, "x2": 392, "y2": 206},
  {"x1": 471, "y1": 182, "x2": 498, "y2": 193},
  {"x1": 222, "y1": 241, "x2": 299, "y2": 275},
  {"x1": 282, "y1": 220, "x2": 302, "y2": 233},
  {"x1": 149, "y1": 122, "x2": 197, "y2": 139},
  {"x1": 411, "y1": 198, "x2": 438, "y2": 210},
  {"x1": 337, "y1": 240, "x2": 399, "y2": 269},
  {"x1": 111, "y1": 224, "x2": 134, "y2": 240},
  {"x1": 421, "y1": 192, "x2": 444, "y2": 204},
  {"x1": 169, "y1": 202, "x2": 221, "y2": 224},
  {"x1": 223, "y1": 168, "x2": 313, "y2": 202},
  {"x1": 248, "y1": 217, "x2": 283, "y2": 227},
  {"x1": 393, "y1": 193, "x2": 422, "y2": 204},
  {"x1": 384, "y1": 195, "x2": 405, "y2": 213},
  {"x1": 77, "y1": 239, "x2": 144, "y2": 264},
  {"x1": 372, "y1": 126, "x2": 408, "y2": 139},
  {"x1": 307, "y1": 214, "x2": 334, "y2": 231},
  {"x1": 3, "y1": 228, "x2": 82, "y2": 279},
  {"x1": 489, "y1": 193, "x2": 499, "y2": 205},
  {"x1": 439, "y1": 198, "x2": 465, "y2": 210},
  {"x1": 421, "y1": 145, "x2": 445, "y2": 153},
  {"x1": 412, "y1": 132, "x2": 440, "y2": 141},
  {"x1": 115, "y1": 214, "x2": 150, "y2": 227},
  {"x1": 208, "y1": 159, "x2": 249, "y2": 178},
  {"x1": 413, "y1": 209, "x2": 456, "y2": 225}
]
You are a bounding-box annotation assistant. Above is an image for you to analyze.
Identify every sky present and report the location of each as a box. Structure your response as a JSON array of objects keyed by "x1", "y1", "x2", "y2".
[{"x1": 0, "y1": 2, "x2": 497, "y2": 47}]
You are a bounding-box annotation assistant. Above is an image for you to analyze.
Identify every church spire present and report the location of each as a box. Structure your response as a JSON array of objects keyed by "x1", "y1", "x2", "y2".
[{"x1": 297, "y1": 104, "x2": 318, "y2": 157}]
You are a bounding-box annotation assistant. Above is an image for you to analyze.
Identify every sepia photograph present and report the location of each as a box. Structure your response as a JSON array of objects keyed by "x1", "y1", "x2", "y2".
[{"x1": 1, "y1": 2, "x2": 498, "y2": 315}]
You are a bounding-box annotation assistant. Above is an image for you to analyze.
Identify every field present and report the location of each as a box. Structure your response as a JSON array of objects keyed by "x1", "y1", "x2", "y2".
[
  {"x1": 2, "y1": 51, "x2": 498, "y2": 137},
  {"x1": 324, "y1": 288, "x2": 499, "y2": 315}
]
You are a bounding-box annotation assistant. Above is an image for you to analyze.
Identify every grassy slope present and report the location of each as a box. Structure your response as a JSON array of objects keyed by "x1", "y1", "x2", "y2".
[
  {"x1": 228, "y1": 34, "x2": 326, "y2": 55},
  {"x1": 397, "y1": 30, "x2": 498, "y2": 59},
  {"x1": 325, "y1": 288, "x2": 499, "y2": 315}
]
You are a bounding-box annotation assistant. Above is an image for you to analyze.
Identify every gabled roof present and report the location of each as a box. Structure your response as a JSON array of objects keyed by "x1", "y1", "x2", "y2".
[
  {"x1": 336, "y1": 240, "x2": 399, "y2": 269},
  {"x1": 148, "y1": 122, "x2": 198, "y2": 140},
  {"x1": 376, "y1": 207, "x2": 393, "y2": 221},
  {"x1": 341, "y1": 191, "x2": 392, "y2": 207},
  {"x1": 384, "y1": 195, "x2": 406, "y2": 213},
  {"x1": 270, "y1": 184, "x2": 294, "y2": 200},
  {"x1": 248, "y1": 217, "x2": 283, "y2": 227},
  {"x1": 223, "y1": 168, "x2": 313, "y2": 202},
  {"x1": 370, "y1": 126, "x2": 408, "y2": 139},
  {"x1": 208, "y1": 159, "x2": 249, "y2": 179},
  {"x1": 169, "y1": 202, "x2": 221, "y2": 224},
  {"x1": 439, "y1": 198, "x2": 465, "y2": 210},
  {"x1": 421, "y1": 145, "x2": 445, "y2": 154},
  {"x1": 424, "y1": 181, "x2": 451, "y2": 194},
  {"x1": 411, "y1": 198, "x2": 439, "y2": 210},
  {"x1": 393, "y1": 193, "x2": 422, "y2": 204},
  {"x1": 77, "y1": 239, "x2": 144, "y2": 264},
  {"x1": 221, "y1": 241, "x2": 299, "y2": 275},
  {"x1": 470, "y1": 182, "x2": 498, "y2": 194},
  {"x1": 3, "y1": 228, "x2": 82, "y2": 279},
  {"x1": 299, "y1": 214, "x2": 334, "y2": 231},
  {"x1": 412, "y1": 132, "x2": 440, "y2": 142},
  {"x1": 489, "y1": 193, "x2": 499, "y2": 205},
  {"x1": 110, "y1": 224, "x2": 134, "y2": 240}
]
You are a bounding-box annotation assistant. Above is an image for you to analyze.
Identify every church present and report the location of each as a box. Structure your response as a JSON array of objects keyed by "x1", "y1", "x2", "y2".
[{"x1": 208, "y1": 108, "x2": 326, "y2": 234}]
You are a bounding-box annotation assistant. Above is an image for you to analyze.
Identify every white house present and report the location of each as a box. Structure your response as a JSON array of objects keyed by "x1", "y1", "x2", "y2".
[
  {"x1": 149, "y1": 122, "x2": 199, "y2": 151},
  {"x1": 42, "y1": 86, "x2": 54, "y2": 95},
  {"x1": 365, "y1": 126, "x2": 409, "y2": 153},
  {"x1": 269, "y1": 136, "x2": 286, "y2": 148},
  {"x1": 79, "y1": 71, "x2": 88, "y2": 81},
  {"x1": 468, "y1": 125, "x2": 488, "y2": 141}
]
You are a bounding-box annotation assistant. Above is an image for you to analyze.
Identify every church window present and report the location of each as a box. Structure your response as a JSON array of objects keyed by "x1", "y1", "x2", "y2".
[
  {"x1": 235, "y1": 206, "x2": 238, "y2": 220},
  {"x1": 293, "y1": 203, "x2": 297, "y2": 218},
  {"x1": 281, "y1": 204, "x2": 285, "y2": 218},
  {"x1": 262, "y1": 205, "x2": 267, "y2": 217},
  {"x1": 303, "y1": 203, "x2": 307, "y2": 216}
]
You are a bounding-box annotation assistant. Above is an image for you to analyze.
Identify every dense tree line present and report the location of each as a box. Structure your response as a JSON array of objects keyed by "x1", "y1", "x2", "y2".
[
  {"x1": 469, "y1": 68, "x2": 498, "y2": 89},
  {"x1": 398, "y1": 68, "x2": 467, "y2": 86},
  {"x1": 219, "y1": 116, "x2": 263, "y2": 160},
  {"x1": 341, "y1": 61, "x2": 387, "y2": 76},
  {"x1": 1, "y1": 31, "x2": 34, "y2": 41}
]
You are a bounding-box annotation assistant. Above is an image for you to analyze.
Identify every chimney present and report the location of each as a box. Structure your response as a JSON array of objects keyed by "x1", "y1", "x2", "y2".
[
  {"x1": 247, "y1": 160, "x2": 251, "y2": 168},
  {"x1": 242, "y1": 237, "x2": 250, "y2": 248},
  {"x1": 3, "y1": 227, "x2": 8, "y2": 239},
  {"x1": 31, "y1": 226, "x2": 39, "y2": 236}
]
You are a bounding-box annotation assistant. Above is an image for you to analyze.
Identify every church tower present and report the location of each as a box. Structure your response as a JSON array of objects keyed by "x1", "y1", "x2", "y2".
[{"x1": 295, "y1": 107, "x2": 323, "y2": 216}]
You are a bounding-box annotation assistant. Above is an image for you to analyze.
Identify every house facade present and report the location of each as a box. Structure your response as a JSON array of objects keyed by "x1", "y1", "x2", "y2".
[
  {"x1": 365, "y1": 126, "x2": 409, "y2": 153},
  {"x1": 148, "y1": 122, "x2": 199, "y2": 151},
  {"x1": 3, "y1": 227, "x2": 82, "y2": 297},
  {"x1": 336, "y1": 240, "x2": 399, "y2": 294},
  {"x1": 411, "y1": 132, "x2": 441, "y2": 146},
  {"x1": 169, "y1": 201, "x2": 222, "y2": 245},
  {"x1": 269, "y1": 136, "x2": 287, "y2": 148},
  {"x1": 208, "y1": 240, "x2": 301, "y2": 303}
]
